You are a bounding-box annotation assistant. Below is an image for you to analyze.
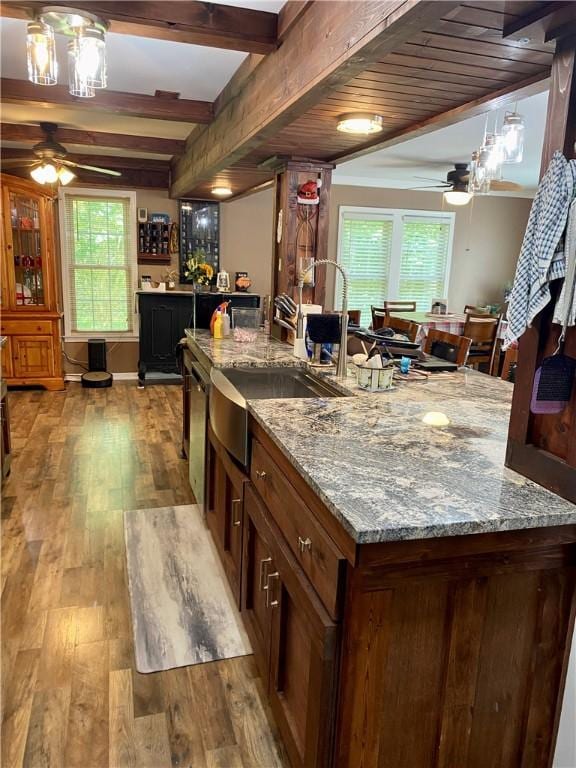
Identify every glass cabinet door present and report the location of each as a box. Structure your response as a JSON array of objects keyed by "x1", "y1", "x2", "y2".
[
  {"x1": 9, "y1": 191, "x2": 45, "y2": 307},
  {"x1": 179, "y1": 200, "x2": 220, "y2": 283}
]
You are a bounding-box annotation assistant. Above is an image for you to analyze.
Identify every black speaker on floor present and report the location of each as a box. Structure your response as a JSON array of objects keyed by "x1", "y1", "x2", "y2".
[
  {"x1": 82, "y1": 338, "x2": 113, "y2": 388},
  {"x1": 87, "y1": 338, "x2": 107, "y2": 371}
]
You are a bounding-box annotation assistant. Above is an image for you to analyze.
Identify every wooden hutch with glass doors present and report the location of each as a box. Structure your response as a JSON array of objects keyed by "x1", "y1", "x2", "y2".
[{"x1": 0, "y1": 174, "x2": 64, "y2": 390}]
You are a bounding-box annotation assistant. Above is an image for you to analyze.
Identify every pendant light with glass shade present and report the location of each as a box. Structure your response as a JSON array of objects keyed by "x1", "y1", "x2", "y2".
[
  {"x1": 27, "y1": 21, "x2": 57, "y2": 85},
  {"x1": 501, "y1": 111, "x2": 525, "y2": 164},
  {"x1": 26, "y1": 7, "x2": 108, "y2": 99}
]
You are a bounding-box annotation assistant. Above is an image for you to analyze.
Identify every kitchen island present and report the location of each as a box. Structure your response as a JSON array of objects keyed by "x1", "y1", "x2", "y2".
[{"x1": 185, "y1": 330, "x2": 576, "y2": 768}]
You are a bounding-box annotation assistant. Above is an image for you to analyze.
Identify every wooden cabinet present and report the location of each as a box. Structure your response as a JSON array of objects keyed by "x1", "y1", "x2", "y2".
[
  {"x1": 206, "y1": 425, "x2": 248, "y2": 606},
  {"x1": 243, "y1": 483, "x2": 338, "y2": 768},
  {"x1": 251, "y1": 437, "x2": 346, "y2": 620},
  {"x1": 0, "y1": 174, "x2": 64, "y2": 390},
  {"x1": 12, "y1": 335, "x2": 54, "y2": 378},
  {"x1": 1, "y1": 377, "x2": 11, "y2": 481}
]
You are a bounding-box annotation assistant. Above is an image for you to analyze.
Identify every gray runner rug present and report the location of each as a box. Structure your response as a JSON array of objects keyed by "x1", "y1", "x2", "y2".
[{"x1": 124, "y1": 504, "x2": 251, "y2": 673}]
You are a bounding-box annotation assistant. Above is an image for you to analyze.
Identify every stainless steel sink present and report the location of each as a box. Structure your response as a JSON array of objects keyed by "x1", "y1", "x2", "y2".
[
  {"x1": 217, "y1": 366, "x2": 344, "y2": 400},
  {"x1": 209, "y1": 366, "x2": 345, "y2": 465}
]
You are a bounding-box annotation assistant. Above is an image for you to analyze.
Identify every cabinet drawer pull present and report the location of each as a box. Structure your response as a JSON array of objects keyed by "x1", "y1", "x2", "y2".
[
  {"x1": 255, "y1": 470, "x2": 267, "y2": 481},
  {"x1": 265, "y1": 571, "x2": 279, "y2": 608},
  {"x1": 298, "y1": 536, "x2": 312, "y2": 553},
  {"x1": 259, "y1": 557, "x2": 272, "y2": 591},
  {"x1": 232, "y1": 498, "x2": 242, "y2": 527}
]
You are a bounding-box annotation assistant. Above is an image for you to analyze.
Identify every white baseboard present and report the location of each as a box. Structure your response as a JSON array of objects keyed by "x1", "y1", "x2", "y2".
[{"x1": 65, "y1": 372, "x2": 139, "y2": 382}]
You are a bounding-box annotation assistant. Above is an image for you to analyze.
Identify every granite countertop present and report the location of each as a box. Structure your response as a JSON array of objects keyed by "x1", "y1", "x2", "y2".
[
  {"x1": 187, "y1": 330, "x2": 576, "y2": 544},
  {"x1": 185, "y1": 328, "x2": 299, "y2": 369}
]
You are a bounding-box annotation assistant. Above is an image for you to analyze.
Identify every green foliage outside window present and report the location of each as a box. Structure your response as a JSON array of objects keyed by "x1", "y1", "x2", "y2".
[{"x1": 70, "y1": 199, "x2": 132, "y2": 332}]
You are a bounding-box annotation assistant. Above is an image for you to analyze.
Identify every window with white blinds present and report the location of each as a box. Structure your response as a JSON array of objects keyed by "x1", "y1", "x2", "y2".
[
  {"x1": 59, "y1": 189, "x2": 138, "y2": 339},
  {"x1": 399, "y1": 215, "x2": 452, "y2": 310},
  {"x1": 338, "y1": 213, "x2": 393, "y2": 325},
  {"x1": 336, "y1": 207, "x2": 454, "y2": 324}
]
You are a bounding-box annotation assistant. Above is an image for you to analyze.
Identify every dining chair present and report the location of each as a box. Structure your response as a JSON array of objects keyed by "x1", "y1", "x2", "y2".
[
  {"x1": 384, "y1": 317, "x2": 421, "y2": 343},
  {"x1": 423, "y1": 329, "x2": 471, "y2": 367},
  {"x1": 372, "y1": 302, "x2": 416, "y2": 330},
  {"x1": 348, "y1": 309, "x2": 361, "y2": 326},
  {"x1": 464, "y1": 304, "x2": 490, "y2": 315},
  {"x1": 384, "y1": 300, "x2": 417, "y2": 314},
  {"x1": 371, "y1": 306, "x2": 386, "y2": 330},
  {"x1": 501, "y1": 346, "x2": 518, "y2": 383},
  {"x1": 463, "y1": 314, "x2": 501, "y2": 373}
]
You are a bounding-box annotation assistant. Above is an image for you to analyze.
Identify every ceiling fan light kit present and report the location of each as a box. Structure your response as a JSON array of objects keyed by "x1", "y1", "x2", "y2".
[
  {"x1": 26, "y1": 6, "x2": 108, "y2": 98},
  {"x1": 443, "y1": 190, "x2": 471, "y2": 206},
  {"x1": 337, "y1": 113, "x2": 384, "y2": 135}
]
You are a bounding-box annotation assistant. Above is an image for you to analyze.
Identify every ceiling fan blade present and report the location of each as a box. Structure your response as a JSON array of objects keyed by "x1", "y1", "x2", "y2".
[
  {"x1": 410, "y1": 185, "x2": 450, "y2": 190},
  {"x1": 69, "y1": 162, "x2": 122, "y2": 177},
  {"x1": 414, "y1": 176, "x2": 447, "y2": 184},
  {"x1": 1, "y1": 159, "x2": 37, "y2": 168},
  {"x1": 490, "y1": 179, "x2": 523, "y2": 191}
]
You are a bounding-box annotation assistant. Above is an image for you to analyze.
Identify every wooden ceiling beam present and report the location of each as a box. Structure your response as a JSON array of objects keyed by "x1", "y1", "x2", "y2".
[
  {"x1": 1, "y1": 1, "x2": 278, "y2": 54},
  {"x1": 503, "y1": 2, "x2": 576, "y2": 44},
  {"x1": 170, "y1": 0, "x2": 458, "y2": 199},
  {"x1": 1, "y1": 123, "x2": 184, "y2": 156},
  {"x1": 0, "y1": 78, "x2": 212, "y2": 124},
  {"x1": 1, "y1": 147, "x2": 170, "y2": 170},
  {"x1": 330, "y1": 72, "x2": 549, "y2": 165}
]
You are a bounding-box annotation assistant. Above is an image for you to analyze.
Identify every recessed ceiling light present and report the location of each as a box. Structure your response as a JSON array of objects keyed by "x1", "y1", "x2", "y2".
[
  {"x1": 337, "y1": 113, "x2": 384, "y2": 135},
  {"x1": 517, "y1": 36, "x2": 531, "y2": 45},
  {"x1": 212, "y1": 186, "x2": 232, "y2": 197}
]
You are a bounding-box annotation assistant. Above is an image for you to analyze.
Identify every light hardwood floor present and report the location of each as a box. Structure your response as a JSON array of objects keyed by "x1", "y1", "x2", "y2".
[{"x1": 1, "y1": 383, "x2": 288, "y2": 768}]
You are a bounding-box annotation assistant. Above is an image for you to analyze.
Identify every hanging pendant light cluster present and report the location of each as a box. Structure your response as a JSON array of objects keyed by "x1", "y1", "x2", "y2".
[
  {"x1": 26, "y1": 7, "x2": 108, "y2": 98},
  {"x1": 468, "y1": 110, "x2": 525, "y2": 194}
]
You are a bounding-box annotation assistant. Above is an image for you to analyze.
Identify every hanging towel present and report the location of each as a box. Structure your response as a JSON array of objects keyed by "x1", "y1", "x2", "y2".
[
  {"x1": 553, "y1": 198, "x2": 576, "y2": 330},
  {"x1": 505, "y1": 151, "x2": 576, "y2": 347}
]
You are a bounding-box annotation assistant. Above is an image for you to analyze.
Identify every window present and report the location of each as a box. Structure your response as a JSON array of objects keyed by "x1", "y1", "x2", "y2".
[
  {"x1": 59, "y1": 188, "x2": 137, "y2": 339},
  {"x1": 336, "y1": 206, "x2": 454, "y2": 325}
]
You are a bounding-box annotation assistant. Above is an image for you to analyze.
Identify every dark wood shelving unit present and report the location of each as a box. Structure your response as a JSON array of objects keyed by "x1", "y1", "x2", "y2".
[{"x1": 138, "y1": 221, "x2": 172, "y2": 265}]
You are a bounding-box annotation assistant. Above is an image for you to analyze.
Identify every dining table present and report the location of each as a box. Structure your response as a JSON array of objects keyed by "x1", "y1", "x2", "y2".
[{"x1": 376, "y1": 310, "x2": 508, "y2": 345}]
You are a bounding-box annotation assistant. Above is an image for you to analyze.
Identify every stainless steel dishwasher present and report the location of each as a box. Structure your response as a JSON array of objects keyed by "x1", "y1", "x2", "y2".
[{"x1": 188, "y1": 357, "x2": 211, "y2": 506}]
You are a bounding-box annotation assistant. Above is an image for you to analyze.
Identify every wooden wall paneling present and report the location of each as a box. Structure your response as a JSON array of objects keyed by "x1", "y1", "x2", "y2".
[
  {"x1": 271, "y1": 159, "x2": 334, "y2": 310},
  {"x1": 506, "y1": 34, "x2": 576, "y2": 501}
]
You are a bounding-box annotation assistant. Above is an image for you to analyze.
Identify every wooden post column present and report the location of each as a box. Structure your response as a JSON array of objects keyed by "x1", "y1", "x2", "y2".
[
  {"x1": 506, "y1": 30, "x2": 576, "y2": 502},
  {"x1": 269, "y1": 158, "x2": 335, "y2": 318}
]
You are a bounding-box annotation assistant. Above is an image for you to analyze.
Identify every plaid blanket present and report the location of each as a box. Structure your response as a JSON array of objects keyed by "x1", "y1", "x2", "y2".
[
  {"x1": 505, "y1": 151, "x2": 576, "y2": 346},
  {"x1": 552, "y1": 198, "x2": 576, "y2": 333}
]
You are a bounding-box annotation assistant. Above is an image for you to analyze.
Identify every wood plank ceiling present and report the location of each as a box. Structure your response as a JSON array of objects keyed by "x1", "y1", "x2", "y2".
[
  {"x1": 0, "y1": 1, "x2": 558, "y2": 194},
  {"x1": 186, "y1": 1, "x2": 555, "y2": 198}
]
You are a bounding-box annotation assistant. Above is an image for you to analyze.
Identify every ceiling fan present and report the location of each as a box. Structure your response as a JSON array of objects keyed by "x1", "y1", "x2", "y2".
[
  {"x1": 2, "y1": 122, "x2": 122, "y2": 186},
  {"x1": 412, "y1": 162, "x2": 523, "y2": 194}
]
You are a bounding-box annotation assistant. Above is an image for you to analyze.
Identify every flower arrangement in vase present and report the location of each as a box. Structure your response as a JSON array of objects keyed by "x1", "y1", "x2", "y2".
[{"x1": 183, "y1": 249, "x2": 214, "y2": 289}]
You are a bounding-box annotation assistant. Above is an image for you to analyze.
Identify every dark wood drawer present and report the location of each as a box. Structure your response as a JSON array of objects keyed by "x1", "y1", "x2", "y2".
[{"x1": 251, "y1": 437, "x2": 345, "y2": 619}]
